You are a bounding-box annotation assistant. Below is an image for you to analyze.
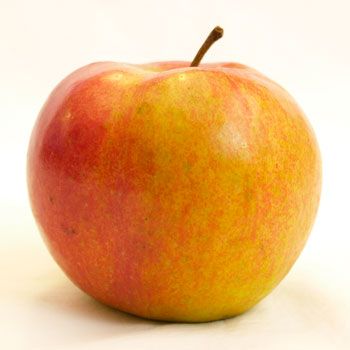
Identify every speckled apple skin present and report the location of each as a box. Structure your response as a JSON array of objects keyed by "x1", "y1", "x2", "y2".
[{"x1": 27, "y1": 61, "x2": 321, "y2": 322}]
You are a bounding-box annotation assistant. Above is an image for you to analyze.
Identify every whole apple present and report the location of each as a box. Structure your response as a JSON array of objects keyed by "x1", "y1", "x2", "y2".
[{"x1": 27, "y1": 27, "x2": 321, "y2": 322}]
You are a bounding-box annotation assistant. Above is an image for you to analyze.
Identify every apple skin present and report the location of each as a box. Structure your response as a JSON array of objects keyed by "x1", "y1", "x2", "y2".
[{"x1": 27, "y1": 61, "x2": 321, "y2": 322}]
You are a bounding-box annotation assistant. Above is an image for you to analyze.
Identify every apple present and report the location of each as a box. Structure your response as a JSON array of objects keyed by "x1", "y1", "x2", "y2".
[{"x1": 27, "y1": 27, "x2": 321, "y2": 322}]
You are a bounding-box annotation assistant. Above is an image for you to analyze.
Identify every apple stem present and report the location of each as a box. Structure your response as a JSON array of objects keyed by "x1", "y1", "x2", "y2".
[{"x1": 190, "y1": 26, "x2": 224, "y2": 67}]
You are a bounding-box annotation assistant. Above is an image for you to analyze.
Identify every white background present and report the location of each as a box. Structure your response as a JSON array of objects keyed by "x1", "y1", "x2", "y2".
[{"x1": 1, "y1": 0, "x2": 349, "y2": 349}]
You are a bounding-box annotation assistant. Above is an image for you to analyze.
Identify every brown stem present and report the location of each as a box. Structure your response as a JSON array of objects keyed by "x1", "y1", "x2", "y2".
[{"x1": 190, "y1": 26, "x2": 224, "y2": 67}]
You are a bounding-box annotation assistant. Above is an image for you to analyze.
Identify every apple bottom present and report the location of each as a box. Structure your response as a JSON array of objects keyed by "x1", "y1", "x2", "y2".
[{"x1": 37, "y1": 186, "x2": 311, "y2": 323}]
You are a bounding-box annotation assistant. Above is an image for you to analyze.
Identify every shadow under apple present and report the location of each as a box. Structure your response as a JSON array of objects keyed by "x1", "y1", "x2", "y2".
[
  {"x1": 27, "y1": 267, "x2": 341, "y2": 349},
  {"x1": 28, "y1": 270, "x2": 160, "y2": 349}
]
